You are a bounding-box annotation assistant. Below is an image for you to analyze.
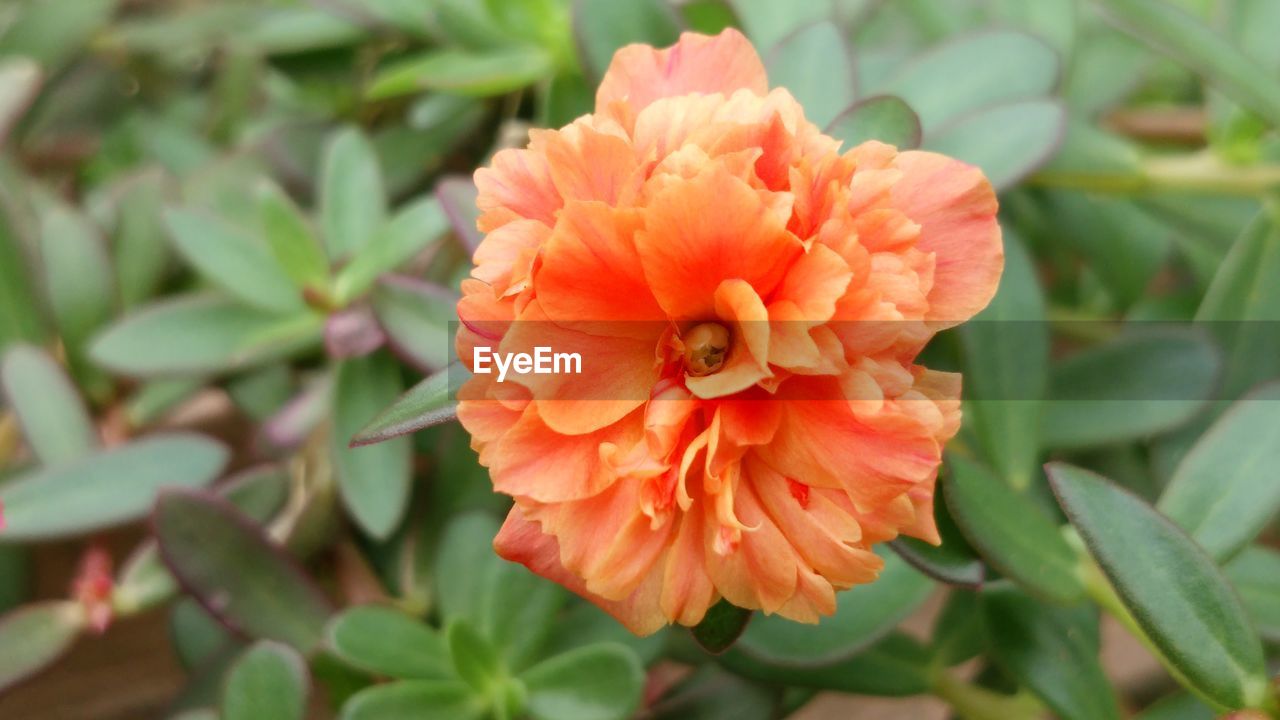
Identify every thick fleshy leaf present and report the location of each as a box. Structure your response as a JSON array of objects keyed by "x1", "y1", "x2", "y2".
[
  {"x1": 113, "y1": 171, "x2": 172, "y2": 309},
  {"x1": 368, "y1": 48, "x2": 553, "y2": 100},
  {"x1": 726, "y1": 0, "x2": 830, "y2": 51},
  {"x1": 825, "y1": 95, "x2": 922, "y2": 150},
  {"x1": 91, "y1": 295, "x2": 322, "y2": 377},
  {"x1": 350, "y1": 364, "x2": 457, "y2": 446},
  {"x1": 542, "y1": 602, "x2": 665, "y2": 668},
  {"x1": 0, "y1": 190, "x2": 44, "y2": 352},
  {"x1": 332, "y1": 352, "x2": 412, "y2": 540},
  {"x1": 334, "y1": 197, "x2": 450, "y2": 303},
  {"x1": 723, "y1": 631, "x2": 932, "y2": 696},
  {"x1": 876, "y1": 30, "x2": 1060, "y2": 132},
  {"x1": 958, "y1": 228, "x2": 1046, "y2": 490},
  {"x1": 326, "y1": 605, "x2": 451, "y2": 680},
  {"x1": 1042, "y1": 330, "x2": 1220, "y2": 450},
  {"x1": 164, "y1": 208, "x2": 303, "y2": 314},
  {"x1": 690, "y1": 601, "x2": 752, "y2": 655},
  {"x1": 646, "y1": 665, "x2": 776, "y2": 720},
  {"x1": 222, "y1": 641, "x2": 309, "y2": 720},
  {"x1": 520, "y1": 643, "x2": 645, "y2": 720},
  {"x1": 943, "y1": 455, "x2": 1084, "y2": 603},
  {"x1": 446, "y1": 620, "x2": 501, "y2": 692},
  {"x1": 339, "y1": 681, "x2": 483, "y2": 720},
  {"x1": 765, "y1": 21, "x2": 854, "y2": 128},
  {"x1": 320, "y1": 128, "x2": 387, "y2": 260},
  {"x1": 0, "y1": 58, "x2": 41, "y2": 144},
  {"x1": 436, "y1": 176, "x2": 482, "y2": 253},
  {"x1": 983, "y1": 586, "x2": 1121, "y2": 720},
  {"x1": 373, "y1": 278, "x2": 457, "y2": 372},
  {"x1": 255, "y1": 180, "x2": 329, "y2": 293},
  {"x1": 1096, "y1": 0, "x2": 1280, "y2": 128},
  {"x1": 0, "y1": 602, "x2": 84, "y2": 693},
  {"x1": 0, "y1": 434, "x2": 227, "y2": 541},
  {"x1": 0, "y1": 344, "x2": 96, "y2": 466},
  {"x1": 736, "y1": 548, "x2": 932, "y2": 667},
  {"x1": 1133, "y1": 693, "x2": 1215, "y2": 720},
  {"x1": 154, "y1": 489, "x2": 333, "y2": 653},
  {"x1": 890, "y1": 490, "x2": 984, "y2": 587},
  {"x1": 1048, "y1": 463, "x2": 1270, "y2": 710},
  {"x1": 573, "y1": 0, "x2": 682, "y2": 80},
  {"x1": 1157, "y1": 382, "x2": 1280, "y2": 562},
  {"x1": 1224, "y1": 546, "x2": 1280, "y2": 643},
  {"x1": 926, "y1": 100, "x2": 1067, "y2": 191},
  {"x1": 436, "y1": 513, "x2": 566, "y2": 670},
  {"x1": 37, "y1": 199, "x2": 114, "y2": 375}
]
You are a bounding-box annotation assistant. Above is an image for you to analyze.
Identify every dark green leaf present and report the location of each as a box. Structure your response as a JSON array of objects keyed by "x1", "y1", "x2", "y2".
[
  {"x1": 983, "y1": 586, "x2": 1120, "y2": 720},
  {"x1": 689, "y1": 600, "x2": 752, "y2": 655},
  {"x1": 339, "y1": 681, "x2": 483, "y2": 720},
  {"x1": 0, "y1": 601, "x2": 84, "y2": 692},
  {"x1": 91, "y1": 295, "x2": 322, "y2": 377},
  {"x1": 890, "y1": 489, "x2": 984, "y2": 587},
  {"x1": 736, "y1": 547, "x2": 932, "y2": 666},
  {"x1": 332, "y1": 352, "x2": 412, "y2": 540},
  {"x1": 722, "y1": 631, "x2": 932, "y2": 696},
  {"x1": 943, "y1": 455, "x2": 1084, "y2": 603},
  {"x1": 222, "y1": 641, "x2": 309, "y2": 720},
  {"x1": 0, "y1": 434, "x2": 227, "y2": 542},
  {"x1": 351, "y1": 364, "x2": 457, "y2": 446},
  {"x1": 164, "y1": 208, "x2": 304, "y2": 314},
  {"x1": 647, "y1": 665, "x2": 776, "y2": 720},
  {"x1": 825, "y1": 95, "x2": 922, "y2": 150},
  {"x1": 0, "y1": 187, "x2": 44, "y2": 352},
  {"x1": 1048, "y1": 463, "x2": 1269, "y2": 710},
  {"x1": 1157, "y1": 382, "x2": 1280, "y2": 562},
  {"x1": 155, "y1": 489, "x2": 334, "y2": 653},
  {"x1": 1, "y1": 344, "x2": 96, "y2": 465},
  {"x1": 766, "y1": 21, "x2": 855, "y2": 128},
  {"x1": 369, "y1": 48, "x2": 553, "y2": 100},
  {"x1": 320, "y1": 128, "x2": 387, "y2": 260},
  {"x1": 1042, "y1": 329, "x2": 1220, "y2": 450},
  {"x1": 327, "y1": 605, "x2": 452, "y2": 680},
  {"x1": 1133, "y1": 693, "x2": 1214, "y2": 720},
  {"x1": 520, "y1": 643, "x2": 645, "y2": 720}
]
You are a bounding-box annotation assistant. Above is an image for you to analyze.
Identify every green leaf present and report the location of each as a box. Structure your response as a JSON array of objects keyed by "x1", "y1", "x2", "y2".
[
  {"x1": 1157, "y1": 382, "x2": 1280, "y2": 562},
  {"x1": 241, "y1": 6, "x2": 364, "y2": 54},
  {"x1": 825, "y1": 95, "x2": 922, "y2": 150},
  {"x1": 573, "y1": 0, "x2": 681, "y2": 80},
  {"x1": 1195, "y1": 212, "x2": 1280, "y2": 399},
  {"x1": 334, "y1": 197, "x2": 450, "y2": 303},
  {"x1": 876, "y1": 30, "x2": 1060, "y2": 132},
  {"x1": 0, "y1": 188, "x2": 44, "y2": 352},
  {"x1": 368, "y1": 48, "x2": 553, "y2": 100},
  {"x1": 983, "y1": 586, "x2": 1121, "y2": 720},
  {"x1": 958, "y1": 228, "x2": 1046, "y2": 490},
  {"x1": 332, "y1": 352, "x2": 412, "y2": 540},
  {"x1": 736, "y1": 547, "x2": 932, "y2": 666},
  {"x1": 351, "y1": 363, "x2": 457, "y2": 446},
  {"x1": 0, "y1": 57, "x2": 41, "y2": 144},
  {"x1": 1224, "y1": 546, "x2": 1280, "y2": 643},
  {"x1": 327, "y1": 605, "x2": 452, "y2": 680},
  {"x1": 255, "y1": 180, "x2": 329, "y2": 293},
  {"x1": 222, "y1": 641, "x2": 309, "y2": 720},
  {"x1": 1064, "y1": 31, "x2": 1149, "y2": 118},
  {"x1": 37, "y1": 198, "x2": 114, "y2": 375},
  {"x1": 727, "y1": 0, "x2": 831, "y2": 52},
  {"x1": 722, "y1": 631, "x2": 932, "y2": 696},
  {"x1": 0, "y1": 0, "x2": 117, "y2": 70},
  {"x1": 154, "y1": 488, "x2": 333, "y2": 653},
  {"x1": 339, "y1": 681, "x2": 483, "y2": 720},
  {"x1": 320, "y1": 128, "x2": 387, "y2": 260},
  {"x1": 373, "y1": 278, "x2": 456, "y2": 372},
  {"x1": 521, "y1": 644, "x2": 644, "y2": 720},
  {"x1": 890, "y1": 490, "x2": 984, "y2": 587},
  {"x1": 1041, "y1": 329, "x2": 1220, "y2": 450},
  {"x1": 1134, "y1": 693, "x2": 1215, "y2": 720},
  {"x1": 0, "y1": 433, "x2": 227, "y2": 542},
  {"x1": 925, "y1": 100, "x2": 1067, "y2": 191},
  {"x1": 436, "y1": 513, "x2": 566, "y2": 670},
  {"x1": 91, "y1": 294, "x2": 322, "y2": 376},
  {"x1": 113, "y1": 171, "x2": 173, "y2": 309},
  {"x1": 447, "y1": 620, "x2": 502, "y2": 692},
  {"x1": 0, "y1": 601, "x2": 84, "y2": 692},
  {"x1": 1096, "y1": 0, "x2": 1280, "y2": 128},
  {"x1": 542, "y1": 601, "x2": 665, "y2": 668},
  {"x1": 689, "y1": 600, "x2": 752, "y2": 655},
  {"x1": 164, "y1": 208, "x2": 303, "y2": 314},
  {"x1": 169, "y1": 599, "x2": 232, "y2": 670},
  {"x1": 1, "y1": 344, "x2": 97, "y2": 466},
  {"x1": 765, "y1": 21, "x2": 855, "y2": 129},
  {"x1": 985, "y1": 0, "x2": 1076, "y2": 58},
  {"x1": 943, "y1": 455, "x2": 1084, "y2": 603},
  {"x1": 437, "y1": 177, "x2": 482, "y2": 253},
  {"x1": 1048, "y1": 463, "x2": 1269, "y2": 710}
]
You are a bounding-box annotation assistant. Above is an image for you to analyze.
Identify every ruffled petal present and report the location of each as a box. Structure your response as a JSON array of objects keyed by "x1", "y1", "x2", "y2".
[{"x1": 597, "y1": 29, "x2": 769, "y2": 113}]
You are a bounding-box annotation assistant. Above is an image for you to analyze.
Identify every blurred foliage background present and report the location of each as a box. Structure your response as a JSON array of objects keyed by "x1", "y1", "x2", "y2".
[{"x1": 1, "y1": 0, "x2": 1279, "y2": 719}]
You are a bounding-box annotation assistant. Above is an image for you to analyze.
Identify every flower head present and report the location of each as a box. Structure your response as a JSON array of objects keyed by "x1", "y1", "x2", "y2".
[{"x1": 457, "y1": 29, "x2": 1003, "y2": 634}]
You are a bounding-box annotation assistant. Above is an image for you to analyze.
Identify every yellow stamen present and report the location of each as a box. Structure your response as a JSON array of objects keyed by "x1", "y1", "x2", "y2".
[{"x1": 683, "y1": 322, "x2": 730, "y2": 376}]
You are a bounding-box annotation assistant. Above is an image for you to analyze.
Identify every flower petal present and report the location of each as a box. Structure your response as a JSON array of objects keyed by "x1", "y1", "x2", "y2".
[{"x1": 597, "y1": 29, "x2": 769, "y2": 113}]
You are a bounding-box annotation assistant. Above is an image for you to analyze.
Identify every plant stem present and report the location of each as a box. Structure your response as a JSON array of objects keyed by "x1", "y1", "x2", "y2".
[
  {"x1": 1032, "y1": 151, "x2": 1280, "y2": 197},
  {"x1": 931, "y1": 671, "x2": 1042, "y2": 720}
]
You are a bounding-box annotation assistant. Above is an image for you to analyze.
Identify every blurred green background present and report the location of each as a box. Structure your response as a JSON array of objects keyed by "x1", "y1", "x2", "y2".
[{"x1": 1, "y1": 0, "x2": 1279, "y2": 719}]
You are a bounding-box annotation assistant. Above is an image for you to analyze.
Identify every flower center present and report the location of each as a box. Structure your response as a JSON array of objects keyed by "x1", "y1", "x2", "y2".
[{"x1": 683, "y1": 322, "x2": 730, "y2": 376}]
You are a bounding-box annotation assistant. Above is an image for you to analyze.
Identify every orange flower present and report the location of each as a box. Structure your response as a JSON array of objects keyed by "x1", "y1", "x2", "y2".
[{"x1": 457, "y1": 29, "x2": 1002, "y2": 634}]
